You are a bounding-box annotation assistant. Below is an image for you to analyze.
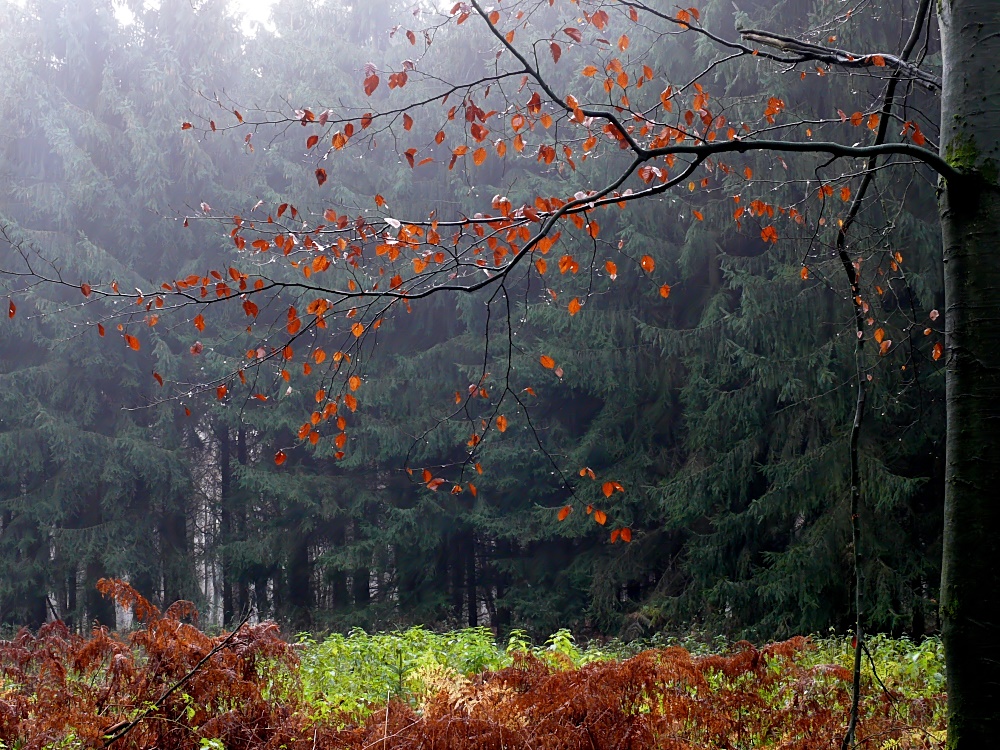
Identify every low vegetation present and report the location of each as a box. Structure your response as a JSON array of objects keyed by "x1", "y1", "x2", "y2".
[{"x1": 0, "y1": 583, "x2": 945, "y2": 749}]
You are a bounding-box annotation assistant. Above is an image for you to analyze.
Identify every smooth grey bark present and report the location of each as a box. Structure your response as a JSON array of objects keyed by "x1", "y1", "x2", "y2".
[{"x1": 938, "y1": 2, "x2": 1000, "y2": 747}]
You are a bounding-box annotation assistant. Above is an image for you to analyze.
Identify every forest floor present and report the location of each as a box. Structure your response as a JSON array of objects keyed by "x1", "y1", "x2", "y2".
[{"x1": 0, "y1": 584, "x2": 946, "y2": 749}]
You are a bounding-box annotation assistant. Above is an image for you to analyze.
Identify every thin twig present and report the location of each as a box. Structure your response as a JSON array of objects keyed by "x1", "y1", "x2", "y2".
[{"x1": 103, "y1": 607, "x2": 254, "y2": 746}]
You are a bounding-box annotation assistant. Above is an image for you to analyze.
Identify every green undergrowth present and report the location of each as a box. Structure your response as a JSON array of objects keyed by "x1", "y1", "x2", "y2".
[{"x1": 297, "y1": 626, "x2": 946, "y2": 725}]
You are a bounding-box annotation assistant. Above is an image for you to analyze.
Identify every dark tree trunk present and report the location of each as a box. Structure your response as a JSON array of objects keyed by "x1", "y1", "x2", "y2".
[
  {"x1": 938, "y1": 2, "x2": 1000, "y2": 745},
  {"x1": 466, "y1": 531, "x2": 477, "y2": 627},
  {"x1": 352, "y1": 518, "x2": 370, "y2": 606},
  {"x1": 331, "y1": 522, "x2": 349, "y2": 609},
  {"x1": 287, "y1": 534, "x2": 312, "y2": 630}
]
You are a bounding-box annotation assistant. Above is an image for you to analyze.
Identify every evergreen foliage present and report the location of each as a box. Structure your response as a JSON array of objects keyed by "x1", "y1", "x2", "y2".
[{"x1": 0, "y1": 0, "x2": 944, "y2": 643}]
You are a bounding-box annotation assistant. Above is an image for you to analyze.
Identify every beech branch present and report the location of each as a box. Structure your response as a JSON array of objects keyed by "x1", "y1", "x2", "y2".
[{"x1": 737, "y1": 29, "x2": 940, "y2": 91}]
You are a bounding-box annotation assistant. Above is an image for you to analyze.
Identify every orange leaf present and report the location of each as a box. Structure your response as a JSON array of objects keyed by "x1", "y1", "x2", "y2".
[
  {"x1": 193, "y1": 314, "x2": 205, "y2": 331},
  {"x1": 352, "y1": 322, "x2": 365, "y2": 337},
  {"x1": 594, "y1": 509, "x2": 607, "y2": 525},
  {"x1": 81, "y1": 283, "x2": 92, "y2": 297},
  {"x1": 216, "y1": 384, "x2": 227, "y2": 400},
  {"x1": 540, "y1": 355, "x2": 556, "y2": 369},
  {"x1": 345, "y1": 393, "x2": 358, "y2": 412},
  {"x1": 933, "y1": 342, "x2": 944, "y2": 361},
  {"x1": 558, "y1": 505, "x2": 572, "y2": 521},
  {"x1": 315, "y1": 168, "x2": 327, "y2": 186},
  {"x1": 568, "y1": 297, "x2": 581, "y2": 316},
  {"x1": 800, "y1": 266, "x2": 809, "y2": 280},
  {"x1": 496, "y1": 415, "x2": 508, "y2": 433},
  {"x1": 7, "y1": 300, "x2": 14, "y2": 318},
  {"x1": 659, "y1": 284, "x2": 671, "y2": 298},
  {"x1": 602, "y1": 482, "x2": 614, "y2": 498},
  {"x1": 348, "y1": 375, "x2": 361, "y2": 391},
  {"x1": 125, "y1": 334, "x2": 140, "y2": 351},
  {"x1": 473, "y1": 147, "x2": 487, "y2": 166},
  {"x1": 874, "y1": 328, "x2": 885, "y2": 344},
  {"x1": 620, "y1": 527, "x2": 632, "y2": 543},
  {"x1": 98, "y1": 323, "x2": 105, "y2": 336},
  {"x1": 605, "y1": 260, "x2": 617, "y2": 280},
  {"x1": 427, "y1": 477, "x2": 446, "y2": 491},
  {"x1": 640, "y1": 255, "x2": 655, "y2": 273},
  {"x1": 275, "y1": 450, "x2": 287, "y2": 465}
]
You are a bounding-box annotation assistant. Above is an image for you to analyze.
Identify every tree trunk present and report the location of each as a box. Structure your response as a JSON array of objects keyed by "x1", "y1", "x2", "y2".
[
  {"x1": 466, "y1": 531, "x2": 477, "y2": 627},
  {"x1": 938, "y1": 3, "x2": 1000, "y2": 746},
  {"x1": 218, "y1": 425, "x2": 234, "y2": 625}
]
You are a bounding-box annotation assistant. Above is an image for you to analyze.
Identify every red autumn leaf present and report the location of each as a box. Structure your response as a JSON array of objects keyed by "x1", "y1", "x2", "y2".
[
  {"x1": 153, "y1": 372, "x2": 163, "y2": 386},
  {"x1": 274, "y1": 450, "x2": 287, "y2": 465},
  {"x1": 349, "y1": 375, "x2": 361, "y2": 391},
  {"x1": 640, "y1": 255, "x2": 655, "y2": 273},
  {"x1": 7, "y1": 300, "x2": 14, "y2": 318},
  {"x1": 620, "y1": 527, "x2": 633, "y2": 542},
  {"x1": 81, "y1": 283, "x2": 92, "y2": 297},
  {"x1": 427, "y1": 477, "x2": 446, "y2": 491},
  {"x1": 496, "y1": 415, "x2": 508, "y2": 432},
  {"x1": 659, "y1": 284, "x2": 671, "y2": 299},
  {"x1": 125, "y1": 334, "x2": 140, "y2": 351},
  {"x1": 594, "y1": 509, "x2": 608, "y2": 525},
  {"x1": 306, "y1": 134, "x2": 319, "y2": 149},
  {"x1": 568, "y1": 297, "x2": 582, "y2": 316},
  {"x1": 216, "y1": 384, "x2": 227, "y2": 400},
  {"x1": 558, "y1": 505, "x2": 572, "y2": 521},
  {"x1": 315, "y1": 168, "x2": 328, "y2": 186},
  {"x1": 550, "y1": 42, "x2": 562, "y2": 63},
  {"x1": 602, "y1": 482, "x2": 614, "y2": 498},
  {"x1": 563, "y1": 27, "x2": 583, "y2": 42},
  {"x1": 540, "y1": 355, "x2": 556, "y2": 369},
  {"x1": 193, "y1": 313, "x2": 205, "y2": 331},
  {"x1": 933, "y1": 342, "x2": 944, "y2": 361},
  {"x1": 363, "y1": 74, "x2": 380, "y2": 96},
  {"x1": 190, "y1": 341, "x2": 203, "y2": 355}
]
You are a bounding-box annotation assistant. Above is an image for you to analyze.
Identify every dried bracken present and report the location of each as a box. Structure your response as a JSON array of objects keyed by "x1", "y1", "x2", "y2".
[{"x1": 0, "y1": 582, "x2": 943, "y2": 749}]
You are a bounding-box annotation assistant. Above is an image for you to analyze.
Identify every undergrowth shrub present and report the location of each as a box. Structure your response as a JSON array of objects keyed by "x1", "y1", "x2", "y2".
[{"x1": 0, "y1": 585, "x2": 946, "y2": 749}]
